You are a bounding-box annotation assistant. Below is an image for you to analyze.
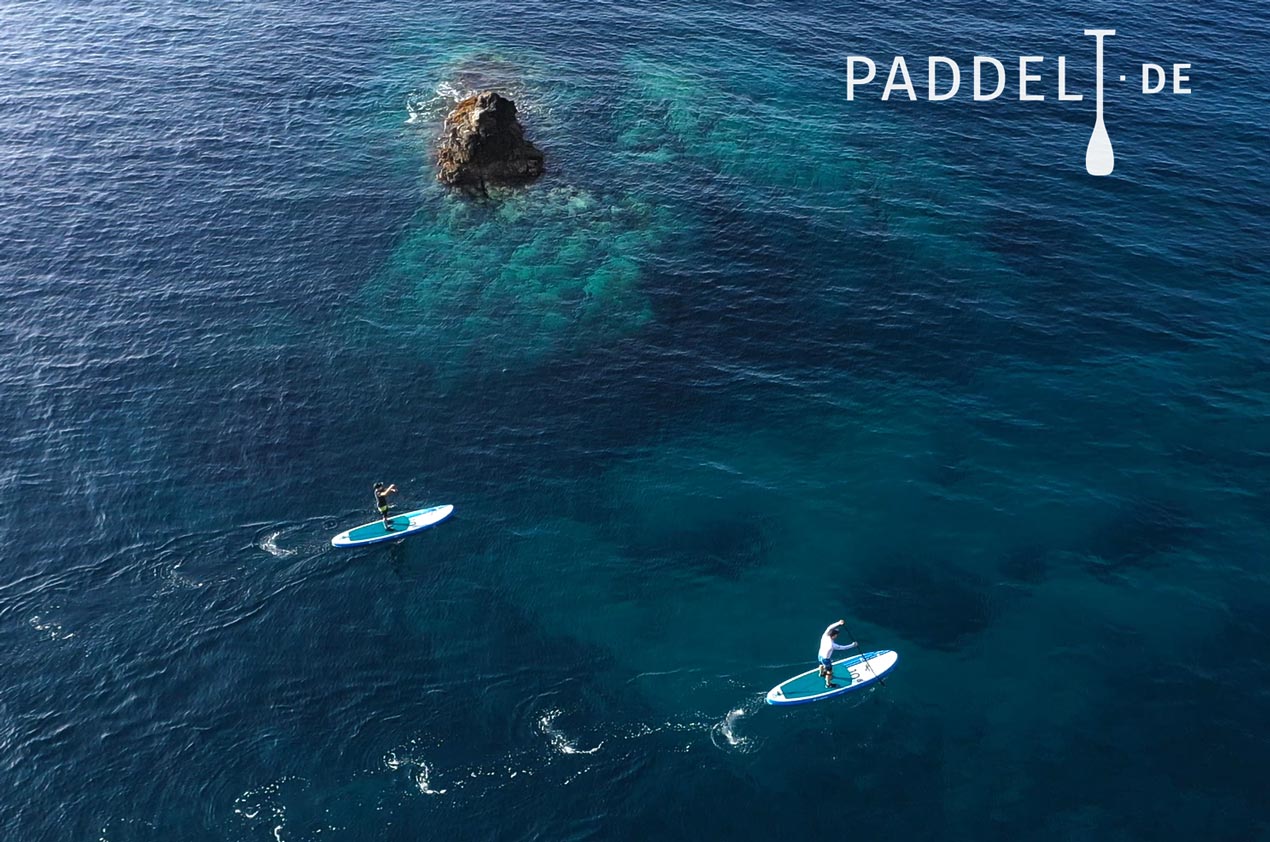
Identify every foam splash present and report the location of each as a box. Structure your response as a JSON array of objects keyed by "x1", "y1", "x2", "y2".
[
  {"x1": 710, "y1": 703, "x2": 759, "y2": 753},
  {"x1": 537, "y1": 708, "x2": 604, "y2": 755},
  {"x1": 29, "y1": 614, "x2": 73, "y2": 640},
  {"x1": 405, "y1": 81, "x2": 465, "y2": 125},
  {"x1": 403, "y1": 50, "x2": 546, "y2": 128},
  {"x1": 233, "y1": 776, "x2": 302, "y2": 838},
  {"x1": 385, "y1": 744, "x2": 448, "y2": 795},
  {"x1": 96, "y1": 819, "x2": 156, "y2": 841},
  {"x1": 414, "y1": 761, "x2": 446, "y2": 796},
  {"x1": 258, "y1": 531, "x2": 296, "y2": 558},
  {"x1": 435, "y1": 80, "x2": 464, "y2": 101}
]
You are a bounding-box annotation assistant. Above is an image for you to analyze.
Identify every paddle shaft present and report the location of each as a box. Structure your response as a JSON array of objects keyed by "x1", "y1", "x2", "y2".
[{"x1": 841, "y1": 621, "x2": 884, "y2": 687}]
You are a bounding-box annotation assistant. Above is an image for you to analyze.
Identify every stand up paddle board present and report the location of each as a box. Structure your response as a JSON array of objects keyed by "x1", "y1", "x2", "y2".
[
  {"x1": 330, "y1": 504, "x2": 454, "y2": 548},
  {"x1": 766, "y1": 650, "x2": 897, "y2": 706}
]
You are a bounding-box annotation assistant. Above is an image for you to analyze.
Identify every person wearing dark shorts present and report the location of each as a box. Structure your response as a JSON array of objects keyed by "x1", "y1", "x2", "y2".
[
  {"x1": 817, "y1": 619, "x2": 858, "y2": 688},
  {"x1": 373, "y1": 482, "x2": 398, "y2": 529}
]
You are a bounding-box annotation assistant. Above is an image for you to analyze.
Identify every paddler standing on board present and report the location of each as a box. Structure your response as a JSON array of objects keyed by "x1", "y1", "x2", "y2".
[
  {"x1": 817, "y1": 619, "x2": 858, "y2": 688},
  {"x1": 373, "y1": 482, "x2": 398, "y2": 530}
]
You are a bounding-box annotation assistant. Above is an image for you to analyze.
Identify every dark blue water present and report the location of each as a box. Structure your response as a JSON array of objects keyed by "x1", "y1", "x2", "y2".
[{"x1": 3, "y1": 1, "x2": 1268, "y2": 839}]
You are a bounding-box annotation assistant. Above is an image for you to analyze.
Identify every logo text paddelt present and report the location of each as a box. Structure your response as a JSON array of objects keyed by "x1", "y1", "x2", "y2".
[{"x1": 845, "y1": 31, "x2": 1195, "y2": 176}]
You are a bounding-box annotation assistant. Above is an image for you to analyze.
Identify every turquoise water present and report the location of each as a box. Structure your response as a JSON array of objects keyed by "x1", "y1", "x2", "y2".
[{"x1": 2, "y1": 1, "x2": 1268, "y2": 839}]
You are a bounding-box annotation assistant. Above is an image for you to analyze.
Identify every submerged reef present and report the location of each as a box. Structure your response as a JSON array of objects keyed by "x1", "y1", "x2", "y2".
[
  {"x1": 362, "y1": 186, "x2": 673, "y2": 373},
  {"x1": 437, "y1": 91, "x2": 545, "y2": 194},
  {"x1": 363, "y1": 53, "x2": 698, "y2": 375},
  {"x1": 378, "y1": 49, "x2": 1004, "y2": 377}
]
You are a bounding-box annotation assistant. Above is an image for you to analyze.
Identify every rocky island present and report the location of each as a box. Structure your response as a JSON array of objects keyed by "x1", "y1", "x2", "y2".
[{"x1": 436, "y1": 91, "x2": 545, "y2": 195}]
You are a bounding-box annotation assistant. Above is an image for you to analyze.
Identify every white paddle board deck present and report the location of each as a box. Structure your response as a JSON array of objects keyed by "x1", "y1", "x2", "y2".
[
  {"x1": 766, "y1": 650, "x2": 897, "y2": 706},
  {"x1": 331, "y1": 504, "x2": 454, "y2": 548}
]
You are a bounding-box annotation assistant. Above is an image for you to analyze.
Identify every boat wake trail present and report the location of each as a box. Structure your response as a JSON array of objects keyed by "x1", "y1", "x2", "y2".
[{"x1": 378, "y1": 697, "x2": 766, "y2": 806}]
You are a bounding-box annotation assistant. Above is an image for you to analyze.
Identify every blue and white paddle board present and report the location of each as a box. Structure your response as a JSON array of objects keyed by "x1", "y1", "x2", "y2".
[
  {"x1": 765, "y1": 650, "x2": 897, "y2": 706},
  {"x1": 330, "y1": 504, "x2": 454, "y2": 548}
]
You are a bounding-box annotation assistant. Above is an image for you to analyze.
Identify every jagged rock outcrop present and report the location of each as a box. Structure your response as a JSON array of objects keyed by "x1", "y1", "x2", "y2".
[{"x1": 436, "y1": 91, "x2": 545, "y2": 194}]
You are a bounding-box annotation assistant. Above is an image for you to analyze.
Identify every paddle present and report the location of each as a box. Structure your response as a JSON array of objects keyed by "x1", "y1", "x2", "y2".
[
  {"x1": 841, "y1": 620, "x2": 885, "y2": 688},
  {"x1": 1084, "y1": 29, "x2": 1115, "y2": 176}
]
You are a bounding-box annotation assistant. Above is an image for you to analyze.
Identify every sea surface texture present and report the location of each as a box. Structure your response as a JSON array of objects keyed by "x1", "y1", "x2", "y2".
[{"x1": 2, "y1": 1, "x2": 1268, "y2": 839}]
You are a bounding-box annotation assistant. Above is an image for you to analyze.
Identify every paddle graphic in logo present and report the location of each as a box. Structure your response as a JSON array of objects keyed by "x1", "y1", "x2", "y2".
[
  {"x1": 1084, "y1": 29, "x2": 1115, "y2": 175},
  {"x1": 845, "y1": 29, "x2": 1195, "y2": 177}
]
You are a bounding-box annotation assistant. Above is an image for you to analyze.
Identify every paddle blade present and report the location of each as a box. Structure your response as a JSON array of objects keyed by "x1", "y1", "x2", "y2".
[{"x1": 1085, "y1": 120, "x2": 1115, "y2": 176}]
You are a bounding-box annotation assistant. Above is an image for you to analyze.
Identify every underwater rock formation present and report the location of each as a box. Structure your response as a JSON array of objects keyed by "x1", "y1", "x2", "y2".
[{"x1": 436, "y1": 91, "x2": 544, "y2": 193}]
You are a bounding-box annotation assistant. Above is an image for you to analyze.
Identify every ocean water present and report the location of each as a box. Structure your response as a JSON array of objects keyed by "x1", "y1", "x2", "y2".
[{"x1": 2, "y1": 0, "x2": 1268, "y2": 839}]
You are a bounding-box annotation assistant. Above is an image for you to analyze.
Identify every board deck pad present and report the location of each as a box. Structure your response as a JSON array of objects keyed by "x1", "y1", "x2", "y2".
[
  {"x1": 331, "y1": 505, "x2": 454, "y2": 548},
  {"x1": 766, "y1": 650, "x2": 898, "y2": 706}
]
